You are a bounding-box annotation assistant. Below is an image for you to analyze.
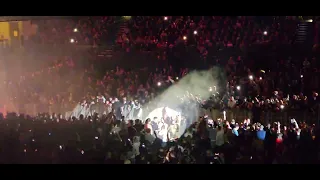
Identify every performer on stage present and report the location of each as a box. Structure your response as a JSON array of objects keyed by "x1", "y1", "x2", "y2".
[
  {"x1": 121, "y1": 97, "x2": 130, "y2": 120},
  {"x1": 130, "y1": 100, "x2": 141, "y2": 120},
  {"x1": 71, "y1": 100, "x2": 83, "y2": 118},
  {"x1": 95, "y1": 93, "x2": 106, "y2": 116},
  {"x1": 104, "y1": 101, "x2": 112, "y2": 115},
  {"x1": 162, "y1": 106, "x2": 168, "y2": 120},
  {"x1": 126, "y1": 102, "x2": 133, "y2": 120},
  {"x1": 88, "y1": 99, "x2": 96, "y2": 117},
  {"x1": 157, "y1": 118, "x2": 168, "y2": 141},
  {"x1": 112, "y1": 98, "x2": 122, "y2": 120},
  {"x1": 135, "y1": 100, "x2": 142, "y2": 120},
  {"x1": 79, "y1": 99, "x2": 90, "y2": 118}
]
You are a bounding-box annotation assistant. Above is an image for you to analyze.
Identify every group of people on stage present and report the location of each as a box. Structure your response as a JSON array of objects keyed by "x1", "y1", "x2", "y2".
[
  {"x1": 70, "y1": 96, "x2": 188, "y2": 142},
  {"x1": 70, "y1": 95, "x2": 143, "y2": 120},
  {"x1": 145, "y1": 107, "x2": 187, "y2": 142}
]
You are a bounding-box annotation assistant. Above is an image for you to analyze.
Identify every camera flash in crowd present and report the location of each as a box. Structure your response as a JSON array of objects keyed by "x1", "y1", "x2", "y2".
[
  {"x1": 157, "y1": 82, "x2": 161, "y2": 86},
  {"x1": 176, "y1": 77, "x2": 179, "y2": 80},
  {"x1": 164, "y1": 16, "x2": 168, "y2": 21},
  {"x1": 263, "y1": 31, "x2": 268, "y2": 35},
  {"x1": 249, "y1": 75, "x2": 253, "y2": 80},
  {"x1": 59, "y1": 145, "x2": 62, "y2": 150},
  {"x1": 95, "y1": 136, "x2": 99, "y2": 140},
  {"x1": 73, "y1": 28, "x2": 78, "y2": 32},
  {"x1": 259, "y1": 77, "x2": 262, "y2": 80},
  {"x1": 193, "y1": 31, "x2": 197, "y2": 35},
  {"x1": 280, "y1": 105, "x2": 285, "y2": 109},
  {"x1": 81, "y1": 150, "x2": 84, "y2": 154},
  {"x1": 301, "y1": 75, "x2": 303, "y2": 78},
  {"x1": 209, "y1": 87, "x2": 213, "y2": 92},
  {"x1": 70, "y1": 38, "x2": 75, "y2": 43},
  {"x1": 236, "y1": 86, "x2": 241, "y2": 90},
  {"x1": 183, "y1": 36, "x2": 187, "y2": 40}
]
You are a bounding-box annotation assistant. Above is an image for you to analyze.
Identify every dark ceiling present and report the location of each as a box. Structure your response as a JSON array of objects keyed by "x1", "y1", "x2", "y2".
[{"x1": 0, "y1": 16, "x2": 69, "y2": 22}]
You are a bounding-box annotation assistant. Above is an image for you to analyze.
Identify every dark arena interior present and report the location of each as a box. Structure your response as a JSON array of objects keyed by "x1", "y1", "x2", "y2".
[{"x1": 0, "y1": 16, "x2": 319, "y2": 164}]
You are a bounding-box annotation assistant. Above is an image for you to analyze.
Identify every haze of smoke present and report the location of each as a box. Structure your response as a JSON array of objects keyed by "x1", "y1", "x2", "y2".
[
  {"x1": 0, "y1": 51, "x2": 90, "y2": 115},
  {"x1": 144, "y1": 67, "x2": 224, "y2": 119}
]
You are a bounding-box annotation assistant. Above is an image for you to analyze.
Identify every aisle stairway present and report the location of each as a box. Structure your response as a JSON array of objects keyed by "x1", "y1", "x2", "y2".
[
  {"x1": 97, "y1": 17, "x2": 129, "y2": 59},
  {"x1": 97, "y1": 45, "x2": 114, "y2": 59},
  {"x1": 104, "y1": 16, "x2": 123, "y2": 45},
  {"x1": 116, "y1": 21, "x2": 128, "y2": 40},
  {"x1": 295, "y1": 22, "x2": 314, "y2": 45}
]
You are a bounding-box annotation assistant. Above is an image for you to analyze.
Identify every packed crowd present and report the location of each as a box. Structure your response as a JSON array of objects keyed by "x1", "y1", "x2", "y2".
[
  {"x1": 122, "y1": 16, "x2": 297, "y2": 54},
  {"x1": 1, "y1": 111, "x2": 319, "y2": 164},
  {"x1": 6, "y1": 46, "x2": 320, "y2": 124},
  {"x1": 31, "y1": 16, "x2": 299, "y2": 47},
  {"x1": 31, "y1": 17, "x2": 118, "y2": 46},
  {"x1": 0, "y1": 16, "x2": 319, "y2": 163},
  {"x1": 0, "y1": 52, "x2": 319, "y2": 164}
]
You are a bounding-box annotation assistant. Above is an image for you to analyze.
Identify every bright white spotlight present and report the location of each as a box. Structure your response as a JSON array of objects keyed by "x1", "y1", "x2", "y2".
[
  {"x1": 70, "y1": 38, "x2": 75, "y2": 43},
  {"x1": 183, "y1": 36, "x2": 187, "y2": 40},
  {"x1": 73, "y1": 28, "x2": 78, "y2": 32},
  {"x1": 141, "y1": 69, "x2": 217, "y2": 142},
  {"x1": 146, "y1": 107, "x2": 184, "y2": 142},
  {"x1": 249, "y1": 75, "x2": 253, "y2": 80},
  {"x1": 164, "y1": 16, "x2": 168, "y2": 20},
  {"x1": 263, "y1": 31, "x2": 267, "y2": 35},
  {"x1": 157, "y1": 82, "x2": 161, "y2": 86},
  {"x1": 236, "y1": 86, "x2": 241, "y2": 90},
  {"x1": 280, "y1": 105, "x2": 285, "y2": 109},
  {"x1": 193, "y1": 31, "x2": 197, "y2": 35}
]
